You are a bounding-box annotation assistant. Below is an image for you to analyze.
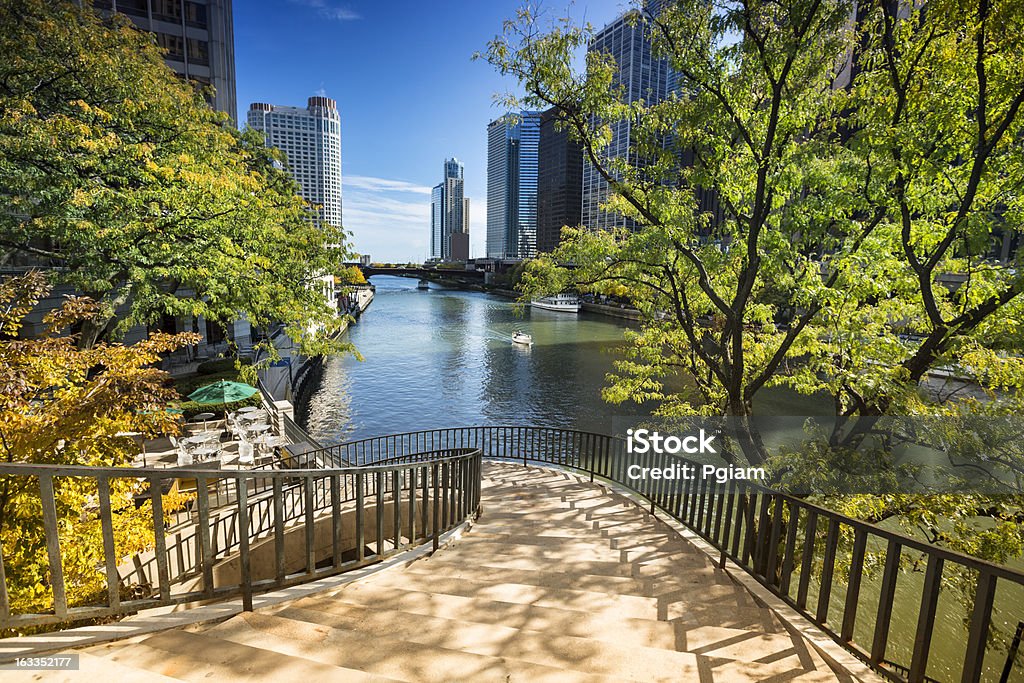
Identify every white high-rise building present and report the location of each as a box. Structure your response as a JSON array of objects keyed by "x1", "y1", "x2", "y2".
[{"x1": 246, "y1": 96, "x2": 343, "y2": 228}]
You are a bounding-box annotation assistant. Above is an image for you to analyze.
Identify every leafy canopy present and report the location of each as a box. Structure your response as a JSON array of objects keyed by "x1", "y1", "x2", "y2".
[
  {"x1": 0, "y1": 0, "x2": 351, "y2": 351},
  {"x1": 0, "y1": 272, "x2": 193, "y2": 625}
]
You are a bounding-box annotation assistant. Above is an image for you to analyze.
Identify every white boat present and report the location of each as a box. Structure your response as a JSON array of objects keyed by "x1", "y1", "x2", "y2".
[
  {"x1": 416, "y1": 279, "x2": 429, "y2": 290},
  {"x1": 531, "y1": 293, "x2": 581, "y2": 313},
  {"x1": 512, "y1": 331, "x2": 533, "y2": 346}
]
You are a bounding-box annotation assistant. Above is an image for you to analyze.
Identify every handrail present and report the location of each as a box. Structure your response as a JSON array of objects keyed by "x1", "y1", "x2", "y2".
[
  {"x1": 3, "y1": 423, "x2": 1023, "y2": 682},
  {"x1": 297, "y1": 425, "x2": 1024, "y2": 683},
  {"x1": 0, "y1": 448, "x2": 482, "y2": 631}
]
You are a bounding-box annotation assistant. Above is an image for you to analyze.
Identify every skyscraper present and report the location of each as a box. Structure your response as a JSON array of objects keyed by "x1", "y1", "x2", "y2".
[
  {"x1": 429, "y1": 158, "x2": 469, "y2": 261},
  {"x1": 246, "y1": 97, "x2": 343, "y2": 228},
  {"x1": 537, "y1": 107, "x2": 583, "y2": 253},
  {"x1": 581, "y1": 8, "x2": 671, "y2": 231},
  {"x1": 486, "y1": 112, "x2": 541, "y2": 259},
  {"x1": 93, "y1": 0, "x2": 237, "y2": 122}
]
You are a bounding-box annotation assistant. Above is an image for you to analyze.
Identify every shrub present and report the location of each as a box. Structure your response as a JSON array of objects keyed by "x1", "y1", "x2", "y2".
[
  {"x1": 177, "y1": 394, "x2": 262, "y2": 420},
  {"x1": 197, "y1": 357, "x2": 251, "y2": 375}
]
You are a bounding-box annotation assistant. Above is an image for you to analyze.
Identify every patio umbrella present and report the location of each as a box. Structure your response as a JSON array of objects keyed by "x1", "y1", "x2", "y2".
[{"x1": 187, "y1": 380, "x2": 258, "y2": 405}]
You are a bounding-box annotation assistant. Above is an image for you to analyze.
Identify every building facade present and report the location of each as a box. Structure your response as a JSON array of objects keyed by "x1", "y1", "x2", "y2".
[
  {"x1": 486, "y1": 112, "x2": 541, "y2": 259},
  {"x1": 537, "y1": 107, "x2": 583, "y2": 253},
  {"x1": 581, "y1": 8, "x2": 671, "y2": 231},
  {"x1": 94, "y1": 0, "x2": 237, "y2": 121},
  {"x1": 246, "y1": 97, "x2": 343, "y2": 228},
  {"x1": 429, "y1": 158, "x2": 469, "y2": 261}
]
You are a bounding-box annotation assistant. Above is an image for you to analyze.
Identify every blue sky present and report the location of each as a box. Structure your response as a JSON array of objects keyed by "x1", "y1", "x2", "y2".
[{"x1": 235, "y1": 0, "x2": 630, "y2": 261}]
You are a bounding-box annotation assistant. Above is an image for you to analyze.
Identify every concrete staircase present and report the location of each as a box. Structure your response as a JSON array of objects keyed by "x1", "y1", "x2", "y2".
[{"x1": 22, "y1": 462, "x2": 857, "y2": 682}]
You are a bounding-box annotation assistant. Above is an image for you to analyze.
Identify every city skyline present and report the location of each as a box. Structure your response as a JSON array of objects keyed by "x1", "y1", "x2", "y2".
[{"x1": 234, "y1": 0, "x2": 627, "y2": 261}]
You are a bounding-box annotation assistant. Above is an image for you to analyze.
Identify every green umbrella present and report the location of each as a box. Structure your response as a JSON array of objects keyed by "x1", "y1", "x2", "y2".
[{"x1": 187, "y1": 380, "x2": 258, "y2": 405}]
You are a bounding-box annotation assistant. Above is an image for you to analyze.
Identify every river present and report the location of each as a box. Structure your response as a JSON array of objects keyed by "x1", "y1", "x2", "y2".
[{"x1": 301, "y1": 276, "x2": 822, "y2": 443}]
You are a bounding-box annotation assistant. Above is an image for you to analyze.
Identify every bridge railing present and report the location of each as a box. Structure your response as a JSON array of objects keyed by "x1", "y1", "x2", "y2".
[
  {"x1": 0, "y1": 448, "x2": 481, "y2": 631},
  {"x1": 305, "y1": 425, "x2": 1024, "y2": 683}
]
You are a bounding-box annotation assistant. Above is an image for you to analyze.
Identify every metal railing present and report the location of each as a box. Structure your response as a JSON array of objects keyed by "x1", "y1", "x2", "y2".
[
  {"x1": 0, "y1": 448, "x2": 481, "y2": 630},
  {"x1": 303, "y1": 425, "x2": 1024, "y2": 683},
  {"x1": 2, "y1": 423, "x2": 1022, "y2": 681}
]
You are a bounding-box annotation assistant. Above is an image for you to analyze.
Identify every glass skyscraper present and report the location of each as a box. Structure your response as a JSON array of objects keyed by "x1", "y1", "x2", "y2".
[
  {"x1": 430, "y1": 158, "x2": 468, "y2": 260},
  {"x1": 581, "y1": 7, "x2": 671, "y2": 231},
  {"x1": 486, "y1": 112, "x2": 541, "y2": 259}
]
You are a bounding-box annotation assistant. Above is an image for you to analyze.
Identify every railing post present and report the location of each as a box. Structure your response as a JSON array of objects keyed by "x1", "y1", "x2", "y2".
[
  {"x1": 356, "y1": 472, "x2": 365, "y2": 562},
  {"x1": 237, "y1": 475, "x2": 252, "y2": 612},
  {"x1": 908, "y1": 555, "x2": 944, "y2": 683},
  {"x1": 38, "y1": 475, "x2": 67, "y2": 619},
  {"x1": 272, "y1": 476, "x2": 285, "y2": 583},
  {"x1": 870, "y1": 539, "x2": 902, "y2": 664},
  {"x1": 149, "y1": 477, "x2": 170, "y2": 603},
  {"x1": 432, "y1": 461, "x2": 441, "y2": 552},
  {"x1": 961, "y1": 570, "x2": 996, "y2": 683},
  {"x1": 97, "y1": 476, "x2": 120, "y2": 612}
]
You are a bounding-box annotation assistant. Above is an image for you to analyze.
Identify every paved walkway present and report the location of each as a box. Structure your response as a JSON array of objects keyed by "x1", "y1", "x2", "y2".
[{"x1": 13, "y1": 462, "x2": 865, "y2": 681}]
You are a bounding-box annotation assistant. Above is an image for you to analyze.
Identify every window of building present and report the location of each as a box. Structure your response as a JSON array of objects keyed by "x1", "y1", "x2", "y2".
[
  {"x1": 185, "y1": 1, "x2": 208, "y2": 28},
  {"x1": 153, "y1": 0, "x2": 182, "y2": 23},
  {"x1": 187, "y1": 38, "x2": 209, "y2": 65},
  {"x1": 117, "y1": 0, "x2": 148, "y2": 18},
  {"x1": 156, "y1": 32, "x2": 185, "y2": 60}
]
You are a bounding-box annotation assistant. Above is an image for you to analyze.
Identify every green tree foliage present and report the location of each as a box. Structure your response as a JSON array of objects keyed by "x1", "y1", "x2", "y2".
[
  {"x1": 0, "y1": 273, "x2": 193, "y2": 625},
  {"x1": 484, "y1": 0, "x2": 1024, "y2": 643},
  {"x1": 0, "y1": 0, "x2": 351, "y2": 351},
  {"x1": 483, "y1": 0, "x2": 1024, "y2": 433}
]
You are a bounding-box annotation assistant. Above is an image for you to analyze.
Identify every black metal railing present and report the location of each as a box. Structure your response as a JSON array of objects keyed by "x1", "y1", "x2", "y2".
[
  {"x1": 0, "y1": 448, "x2": 481, "y2": 630},
  {"x1": 303, "y1": 425, "x2": 1024, "y2": 683}
]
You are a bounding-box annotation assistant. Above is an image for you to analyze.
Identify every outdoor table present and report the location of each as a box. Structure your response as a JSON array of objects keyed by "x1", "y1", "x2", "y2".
[
  {"x1": 190, "y1": 412, "x2": 216, "y2": 430},
  {"x1": 192, "y1": 446, "x2": 219, "y2": 462}
]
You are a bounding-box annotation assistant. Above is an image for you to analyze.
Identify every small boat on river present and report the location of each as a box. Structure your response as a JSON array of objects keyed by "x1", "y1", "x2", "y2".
[{"x1": 512, "y1": 331, "x2": 533, "y2": 346}]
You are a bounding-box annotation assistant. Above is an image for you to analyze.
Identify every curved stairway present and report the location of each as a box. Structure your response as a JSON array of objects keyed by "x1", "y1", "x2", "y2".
[{"x1": 18, "y1": 462, "x2": 863, "y2": 682}]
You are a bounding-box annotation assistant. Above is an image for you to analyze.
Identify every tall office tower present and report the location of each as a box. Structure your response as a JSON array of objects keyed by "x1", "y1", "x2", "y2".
[
  {"x1": 246, "y1": 97, "x2": 343, "y2": 228},
  {"x1": 93, "y1": 0, "x2": 237, "y2": 122},
  {"x1": 537, "y1": 107, "x2": 583, "y2": 253},
  {"x1": 431, "y1": 183, "x2": 444, "y2": 259},
  {"x1": 581, "y1": 7, "x2": 671, "y2": 231},
  {"x1": 486, "y1": 112, "x2": 541, "y2": 259},
  {"x1": 429, "y1": 158, "x2": 469, "y2": 261}
]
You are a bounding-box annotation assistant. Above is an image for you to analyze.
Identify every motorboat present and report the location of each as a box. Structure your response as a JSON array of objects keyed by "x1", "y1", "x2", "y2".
[
  {"x1": 512, "y1": 331, "x2": 533, "y2": 346},
  {"x1": 417, "y1": 279, "x2": 429, "y2": 290},
  {"x1": 531, "y1": 293, "x2": 581, "y2": 313}
]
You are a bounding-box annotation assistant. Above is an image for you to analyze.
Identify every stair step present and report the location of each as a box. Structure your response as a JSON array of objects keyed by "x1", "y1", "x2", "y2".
[
  {"x1": 95, "y1": 629, "x2": 395, "y2": 682},
  {"x1": 208, "y1": 610, "x2": 631, "y2": 682},
  {"x1": 346, "y1": 571, "x2": 661, "y2": 620},
  {"x1": 404, "y1": 558, "x2": 655, "y2": 597},
  {"x1": 270, "y1": 605, "x2": 707, "y2": 681},
  {"x1": 285, "y1": 591, "x2": 681, "y2": 649}
]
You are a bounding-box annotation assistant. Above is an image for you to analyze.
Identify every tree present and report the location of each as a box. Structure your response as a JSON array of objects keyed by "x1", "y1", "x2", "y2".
[
  {"x1": 484, "y1": 1, "x2": 1024, "y2": 654},
  {"x1": 0, "y1": 272, "x2": 193, "y2": 625},
  {"x1": 483, "y1": 0, "x2": 1024, "y2": 450},
  {"x1": 0, "y1": 0, "x2": 350, "y2": 351}
]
